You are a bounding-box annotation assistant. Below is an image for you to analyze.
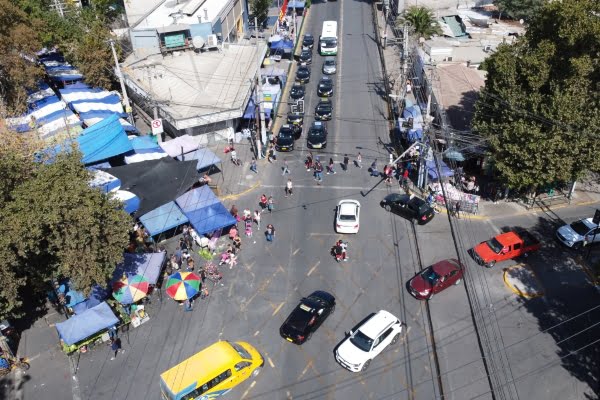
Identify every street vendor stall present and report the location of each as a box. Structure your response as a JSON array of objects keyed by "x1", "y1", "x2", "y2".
[{"x1": 429, "y1": 181, "x2": 480, "y2": 214}]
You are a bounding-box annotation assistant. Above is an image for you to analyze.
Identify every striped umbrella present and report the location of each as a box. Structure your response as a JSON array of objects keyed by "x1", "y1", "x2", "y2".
[
  {"x1": 165, "y1": 272, "x2": 201, "y2": 301},
  {"x1": 112, "y1": 274, "x2": 149, "y2": 304}
]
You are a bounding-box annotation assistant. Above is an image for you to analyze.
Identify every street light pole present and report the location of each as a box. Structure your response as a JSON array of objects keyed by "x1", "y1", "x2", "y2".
[{"x1": 256, "y1": 17, "x2": 266, "y2": 158}]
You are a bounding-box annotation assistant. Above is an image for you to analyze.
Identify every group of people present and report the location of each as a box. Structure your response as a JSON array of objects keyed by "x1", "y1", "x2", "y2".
[
  {"x1": 304, "y1": 152, "x2": 360, "y2": 184},
  {"x1": 370, "y1": 159, "x2": 413, "y2": 190},
  {"x1": 229, "y1": 202, "x2": 276, "y2": 244}
]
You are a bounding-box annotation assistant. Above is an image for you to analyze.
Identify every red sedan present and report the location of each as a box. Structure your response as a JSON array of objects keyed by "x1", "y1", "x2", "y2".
[{"x1": 408, "y1": 259, "x2": 464, "y2": 300}]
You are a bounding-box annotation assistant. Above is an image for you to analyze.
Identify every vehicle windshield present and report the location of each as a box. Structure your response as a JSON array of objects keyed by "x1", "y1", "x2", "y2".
[
  {"x1": 570, "y1": 220, "x2": 591, "y2": 236},
  {"x1": 317, "y1": 104, "x2": 331, "y2": 112},
  {"x1": 417, "y1": 203, "x2": 431, "y2": 214},
  {"x1": 340, "y1": 214, "x2": 356, "y2": 221},
  {"x1": 350, "y1": 330, "x2": 373, "y2": 352},
  {"x1": 297, "y1": 69, "x2": 309, "y2": 77},
  {"x1": 421, "y1": 268, "x2": 439, "y2": 285},
  {"x1": 319, "y1": 82, "x2": 332, "y2": 89},
  {"x1": 229, "y1": 341, "x2": 252, "y2": 360},
  {"x1": 325, "y1": 60, "x2": 335, "y2": 66},
  {"x1": 309, "y1": 129, "x2": 325, "y2": 138},
  {"x1": 486, "y1": 237, "x2": 504, "y2": 253},
  {"x1": 322, "y1": 39, "x2": 337, "y2": 48}
]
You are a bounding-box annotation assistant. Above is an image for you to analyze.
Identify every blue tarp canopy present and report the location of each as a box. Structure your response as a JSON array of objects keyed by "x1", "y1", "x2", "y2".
[
  {"x1": 71, "y1": 286, "x2": 109, "y2": 315},
  {"x1": 139, "y1": 201, "x2": 189, "y2": 236},
  {"x1": 175, "y1": 186, "x2": 236, "y2": 235},
  {"x1": 176, "y1": 148, "x2": 221, "y2": 170},
  {"x1": 271, "y1": 39, "x2": 294, "y2": 50},
  {"x1": 426, "y1": 159, "x2": 454, "y2": 180},
  {"x1": 130, "y1": 136, "x2": 161, "y2": 153},
  {"x1": 112, "y1": 252, "x2": 167, "y2": 285},
  {"x1": 288, "y1": 0, "x2": 306, "y2": 8},
  {"x1": 78, "y1": 114, "x2": 133, "y2": 164},
  {"x1": 243, "y1": 96, "x2": 256, "y2": 119},
  {"x1": 55, "y1": 302, "x2": 119, "y2": 345}
]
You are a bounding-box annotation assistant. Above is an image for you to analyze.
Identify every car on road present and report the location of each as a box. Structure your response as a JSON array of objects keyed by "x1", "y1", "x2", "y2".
[
  {"x1": 280, "y1": 291, "x2": 336, "y2": 344},
  {"x1": 307, "y1": 121, "x2": 328, "y2": 149},
  {"x1": 287, "y1": 112, "x2": 304, "y2": 129},
  {"x1": 322, "y1": 57, "x2": 337, "y2": 74},
  {"x1": 335, "y1": 310, "x2": 403, "y2": 372},
  {"x1": 336, "y1": 199, "x2": 360, "y2": 233},
  {"x1": 380, "y1": 193, "x2": 435, "y2": 225},
  {"x1": 275, "y1": 125, "x2": 296, "y2": 152},
  {"x1": 302, "y1": 33, "x2": 314, "y2": 49},
  {"x1": 290, "y1": 83, "x2": 305, "y2": 101},
  {"x1": 317, "y1": 76, "x2": 334, "y2": 97},
  {"x1": 471, "y1": 230, "x2": 541, "y2": 268},
  {"x1": 299, "y1": 49, "x2": 312, "y2": 65},
  {"x1": 556, "y1": 217, "x2": 600, "y2": 249},
  {"x1": 314, "y1": 99, "x2": 333, "y2": 121},
  {"x1": 407, "y1": 259, "x2": 463, "y2": 300},
  {"x1": 296, "y1": 65, "x2": 311, "y2": 83}
]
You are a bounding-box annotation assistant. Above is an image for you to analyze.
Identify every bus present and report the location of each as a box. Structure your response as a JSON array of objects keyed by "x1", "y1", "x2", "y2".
[{"x1": 320, "y1": 21, "x2": 338, "y2": 56}]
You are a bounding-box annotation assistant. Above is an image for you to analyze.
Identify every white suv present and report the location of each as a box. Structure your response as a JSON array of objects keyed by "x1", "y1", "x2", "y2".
[{"x1": 335, "y1": 310, "x2": 403, "y2": 372}]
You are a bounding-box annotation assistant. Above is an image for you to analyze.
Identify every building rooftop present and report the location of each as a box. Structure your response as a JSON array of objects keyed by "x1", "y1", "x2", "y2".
[
  {"x1": 122, "y1": 42, "x2": 267, "y2": 130},
  {"x1": 129, "y1": 0, "x2": 223, "y2": 30}
]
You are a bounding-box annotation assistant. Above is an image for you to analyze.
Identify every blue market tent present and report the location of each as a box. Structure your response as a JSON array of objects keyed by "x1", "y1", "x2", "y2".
[
  {"x1": 271, "y1": 39, "x2": 294, "y2": 50},
  {"x1": 175, "y1": 186, "x2": 236, "y2": 235},
  {"x1": 55, "y1": 302, "x2": 119, "y2": 346},
  {"x1": 243, "y1": 96, "x2": 256, "y2": 119},
  {"x1": 139, "y1": 201, "x2": 189, "y2": 236},
  {"x1": 176, "y1": 148, "x2": 221, "y2": 171},
  {"x1": 112, "y1": 252, "x2": 167, "y2": 285},
  {"x1": 426, "y1": 159, "x2": 454, "y2": 180},
  {"x1": 71, "y1": 286, "x2": 109, "y2": 315},
  {"x1": 78, "y1": 114, "x2": 133, "y2": 164},
  {"x1": 130, "y1": 136, "x2": 161, "y2": 153}
]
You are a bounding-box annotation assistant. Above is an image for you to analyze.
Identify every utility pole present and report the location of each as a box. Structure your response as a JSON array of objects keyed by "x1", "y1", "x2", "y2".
[
  {"x1": 418, "y1": 66, "x2": 435, "y2": 189},
  {"x1": 292, "y1": 5, "x2": 297, "y2": 41},
  {"x1": 401, "y1": 23, "x2": 409, "y2": 95},
  {"x1": 256, "y1": 17, "x2": 266, "y2": 158},
  {"x1": 109, "y1": 39, "x2": 133, "y2": 125}
]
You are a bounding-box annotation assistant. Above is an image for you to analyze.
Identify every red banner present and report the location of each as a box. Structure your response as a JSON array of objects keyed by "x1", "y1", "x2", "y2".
[{"x1": 279, "y1": 0, "x2": 289, "y2": 21}]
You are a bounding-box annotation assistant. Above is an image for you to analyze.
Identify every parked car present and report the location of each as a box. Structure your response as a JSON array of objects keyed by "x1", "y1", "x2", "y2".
[
  {"x1": 296, "y1": 65, "x2": 311, "y2": 83},
  {"x1": 380, "y1": 193, "x2": 434, "y2": 225},
  {"x1": 407, "y1": 259, "x2": 463, "y2": 300},
  {"x1": 314, "y1": 99, "x2": 333, "y2": 121},
  {"x1": 556, "y1": 217, "x2": 600, "y2": 249},
  {"x1": 307, "y1": 121, "x2": 328, "y2": 149},
  {"x1": 279, "y1": 291, "x2": 335, "y2": 344},
  {"x1": 290, "y1": 83, "x2": 305, "y2": 101},
  {"x1": 276, "y1": 125, "x2": 296, "y2": 152},
  {"x1": 471, "y1": 230, "x2": 541, "y2": 268},
  {"x1": 322, "y1": 57, "x2": 337, "y2": 74},
  {"x1": 287, "y1": 112, "x2": 304, "y2": 130},
  {"x1": 302, "y1": 33, "x2": 314, "y2": 49},
  {"x1": 335, "y1": 310, "x2": 403, "y2": 372},
  {"x1": 317, "y1": 76, "x2": 334, "y2": 97},
  {"x1": 299, "y1": 49, "x2": 312, "y2": 65},
  {"x1": 336, "y1": 199, "x2": 360, "y2": 233}
]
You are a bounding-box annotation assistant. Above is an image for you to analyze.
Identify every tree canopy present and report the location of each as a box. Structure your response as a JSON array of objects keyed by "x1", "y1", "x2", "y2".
[
  {"x1": 396, "y1": 6, "x2": 441, "y2": 40},
  {"x1": 494, "y1": 0, "x2": 545, "y2": 22},
  {"x1": 472, "y1": 0, "x2": 600, "y2": 191},
  {"x1": 249, "y1": 0, "x2": 271, "y2": 27},
  {"x1": 0, "y1": 131, "x2": 131, "y2": 319}
]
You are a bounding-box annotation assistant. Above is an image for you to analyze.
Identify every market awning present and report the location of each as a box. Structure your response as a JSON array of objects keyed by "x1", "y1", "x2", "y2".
[
  {"x1": 427, "y1": 159, "x2": 454, "y2": 180},
  {"x1": 78, "y1": 114, "x2": 133, "y2": 164},
  {"x1": 55, "y1": 302, "x2": 119, "y2": 346},
  {"x1": 159, "y1": 134, "x2": 199, "y2": 157},
  {"x1": 139, "y1": 201, "x2": 189, "y2": 236},
  {"x1": 176, "y1": 148, "x2": 221, "y2": 170},
  {"x1": 112, "y1": 252, "x2": 167, "y2": 286},
  {"x1": 71, "y1": 286, "x2": 109, "y2": 315},
  {"x1": 175, "y1": 186, "x2": 236, "y2": 235}
]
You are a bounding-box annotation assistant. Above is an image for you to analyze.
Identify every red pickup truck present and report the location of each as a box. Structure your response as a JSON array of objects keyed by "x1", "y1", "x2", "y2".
[{"x1": 471, "y1": 230, "x2": 541, "y2": 268}]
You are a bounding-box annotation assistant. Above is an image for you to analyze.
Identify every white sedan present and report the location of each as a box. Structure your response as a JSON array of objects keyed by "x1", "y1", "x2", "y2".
[{"x1": 335, "y1": 199, "x2": 360, "y2": 233}]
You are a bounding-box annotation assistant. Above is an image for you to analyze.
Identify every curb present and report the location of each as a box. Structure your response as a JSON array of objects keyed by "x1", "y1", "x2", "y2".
[
  {"x1": 502, "y1": 264, "x2": 544, "y2": 299},
  {"x1": 574, "y1": 255, "x2": 600, "y2": 287}
]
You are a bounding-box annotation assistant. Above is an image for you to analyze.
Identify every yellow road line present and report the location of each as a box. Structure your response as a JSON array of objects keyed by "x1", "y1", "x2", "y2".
[
  {"x1": 502, "y1": 264, "x2": 544, "y2": 298},
  {"x1": 272, "y1": 301, "x2": 286, "y2": 316},
  {"x1": 219, "y1": 180, "x2": 261, "y2": 201}
]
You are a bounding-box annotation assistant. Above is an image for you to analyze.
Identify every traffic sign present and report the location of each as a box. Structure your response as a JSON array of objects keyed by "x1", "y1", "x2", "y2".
[
  {"x1": 593, "y1": 209, "x2": 600, "y2": 225},
  {"x1": 151, "y1": 119, "x2": 163, "y2": 135}
]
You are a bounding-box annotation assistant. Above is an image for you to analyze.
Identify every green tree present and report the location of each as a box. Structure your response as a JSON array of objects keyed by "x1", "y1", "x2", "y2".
[
  {"x1": 396, "y1": 6, "x2": 441, "y2": 39},
  {"x1": 0, "y1": 132, "x2": 131, "y2": 319},
  {"x1": 494, "y1": 0, "x2": 545, "y2": 21},
  {"x1": 472, "y1": 0, "x2": 600, "y2": 192},
  {"x1": 249, "y1": 0, "x2": 271, "y2": 27}
]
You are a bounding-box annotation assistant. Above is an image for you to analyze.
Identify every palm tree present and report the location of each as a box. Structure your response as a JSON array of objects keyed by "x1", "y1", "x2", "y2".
[{"x1": 396, "y1": 6, "x2": 442, "y2": 39}]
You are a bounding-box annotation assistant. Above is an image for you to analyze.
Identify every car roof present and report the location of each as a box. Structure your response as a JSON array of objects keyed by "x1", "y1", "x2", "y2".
[
  {"x1": 385, "y1": 193, "x2": 410, "y2": 202},
  {"x1": 317, "y1": 100, "x2": 332, "y2": 107},
  {"x1": 304, "y1": 33, "x2": 313, "y2": 38},
  {"x1": 408, "y1": 196, "x2": 426, "y2": 206},
  {"x1": 339, "y1": 203, "x2": 358, "y2": 215},
  {"x1": 307, "y1": 290, "x2": 335, "y2": 304},
  {"x1": 359, "y1": 310, "x2": 398, "y2": 339},
  {"x1": 576, "y1": 218, "x2": 596, "y2": 229},
  {"x1": 313, "y1": 121, "x2": 323, "y2": 127},
  {"x1": 325, "y1": 57, "x2": 335, "y2": 62},
  {"x1": 320, "y1": 76, "x2": 332, "y2": 82},
  {"x1": 431, "y1": 259, "x2": 461, "y2": 275}
]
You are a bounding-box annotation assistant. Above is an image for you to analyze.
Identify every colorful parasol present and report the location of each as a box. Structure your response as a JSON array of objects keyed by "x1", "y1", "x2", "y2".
[
  {"x1": 112, "y1": 274, "x2": 150, "y2": 304},
  {"x1": 165, "y1": 272, "x2": 201, "y2": 301}
]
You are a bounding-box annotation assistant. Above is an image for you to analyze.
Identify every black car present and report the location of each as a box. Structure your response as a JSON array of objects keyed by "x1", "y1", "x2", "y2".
[
  {"x1": 287, "y1": 112, "x2": 304, "y2": 129},
  {"x1": 380, "y1": 193, "x2": 435, "y2": 225},
  {"x1": 290, "y1": 83, "x2": 305, "y2": 101},
  {"x1": 317, "y1": 77, "x2": 333, "y2": 97},
  {"x1": 314, "y1": 99, "x2": 332, "y2": 121},
  {"x1": 307, "y1": 121, "x2": 328, "y2": 149},
  {"x1": 302, "y1": 33, "x2": 314, "y2": 49},
  {"x1": 299, "y1": 49, "x2": 312, "y2": 65},
  {"x1": 280, "y1": 291, "x2": 335, "y2": 344},
  {"x1": 296, "y1": 65, "x2": 311, "y2": 83},
  {"x1": 276, "y1": 125, "x2": 296, "y2": 152}
]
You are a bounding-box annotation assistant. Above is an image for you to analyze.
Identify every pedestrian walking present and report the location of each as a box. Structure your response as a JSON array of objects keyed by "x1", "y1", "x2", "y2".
[
  {"x1": 187, "y1": 258, "x2": 195, "y2": 272},
  {"x1": 233, "y1": 235, "x2": 242, "y2": 252},
  {"x1": 250, "y1": 158, "x2": 257, "y2": 173},
  {"x1": 370, "y1": 160, "x2": 379, "y2": 177},
  {"x1": 356, "y1": 152, "x2": 363, "y2": 168},
  {"x1": 267, "y1": 145, "x2": 273, "y2": 163},
  {"x1": 305, "y1": 152, "x2": 313, "y2": 171},
  {"x1": 314, "y1": 160, "x2": 323, "y2": 184},
  {"x1": 455, "y1": 201, "x2": 461, "y2": 219},
  {"x1": 253, "y1": 210, "x2": 261, "y2": 229},
  {"x1": 343, "y1": 154, "x2": 349, "y2": 171},
  {"x1": 285, "y1": 178, "x2": 293, "y2": 197},
  {"x1": 243, "y1": 208, "x2": 252, "y2": 220},
  {"x1": 282, "y1": 160, "x2": 290, "y2": 175},
  {"x1": 327, "y1": 158, "x2": 336, "y2": 174},
  {"x1": 109, "y1": 338, "x2": 123, "y2": 360},
  {"x1": 402, "y1": 168, "x2": 410, "y2": 187},
  {"x1": 229, "y1": 204, "x2": 239, "y2": 220},
  {"x1": 259, "y1": 194, "x2": 268, "y2": 211},
  {"x1": 199, "y1": 267, "x2": 206, "y2": 284},
  {"x1": 230, "y1": 148, "x2": 239, "y2": 165},
  {"x1": 389, "y1": 153, "x2": 394, "y2": 166},
  {"x1": 266, "y1": 224, "x2": 275, "y2": 242},
  {"x1": 184, "y1": 298, "x2": 193, "y2": 311},
  {"x1": 267, "y1": 196, "x2": 274, "y2": 213}
]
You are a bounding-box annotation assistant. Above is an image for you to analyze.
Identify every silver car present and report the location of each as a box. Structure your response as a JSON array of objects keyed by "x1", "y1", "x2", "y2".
[
  {"x1": 556, "y1": 217, "x2": 600, "y2": 249},
  {"x1": 322, "y1": 57, "x2": 337, "y2": 74}
]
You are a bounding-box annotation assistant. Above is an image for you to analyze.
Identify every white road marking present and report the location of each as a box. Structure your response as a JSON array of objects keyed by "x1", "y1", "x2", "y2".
[
  {"x1": 241, "y1": 380, "x2": 256, "y2": 399},
  {"x1": 267, "y1": 355, "x2": 275, "y2": 368},
  {"x1": 307, "y1": 260, "x2": 321, "y2": 276},
  {"x1": 258, "y1": 183, "x2": 388, "y2": 191},
  {"x1": 253, "y1": 330, "x2": 260, "y2": 336}
]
